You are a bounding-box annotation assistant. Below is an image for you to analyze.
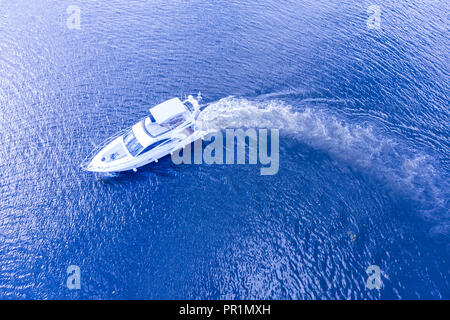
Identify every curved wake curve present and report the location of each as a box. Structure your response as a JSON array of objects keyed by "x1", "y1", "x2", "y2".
[{"x1": 199, "y1": 96, "x2": 448, "y2": 221}]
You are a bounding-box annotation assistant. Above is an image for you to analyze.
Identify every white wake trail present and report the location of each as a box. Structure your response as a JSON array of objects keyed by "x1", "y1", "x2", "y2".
[{"x1": 198, "y1": 96, "x2": 448, "y2": 219}]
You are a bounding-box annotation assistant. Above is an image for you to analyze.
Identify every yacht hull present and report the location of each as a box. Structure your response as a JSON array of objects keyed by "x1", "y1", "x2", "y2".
[{"x1": 82, "y1": 129, "x2": 209, "y2": 173}]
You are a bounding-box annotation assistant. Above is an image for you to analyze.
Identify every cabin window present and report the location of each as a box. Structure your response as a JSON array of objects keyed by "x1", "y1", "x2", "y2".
[
  {"x1": 123, "y1": 129, "x2": 144, "y2": 157},
  {"x1": 138, "y1": 139, "x2": 170, "y2": 155}
]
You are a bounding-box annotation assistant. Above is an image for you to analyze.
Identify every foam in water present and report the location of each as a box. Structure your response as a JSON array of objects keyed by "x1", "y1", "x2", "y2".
[{"x1": 199, "y1": 96, "x2": 448, "y2": 218}]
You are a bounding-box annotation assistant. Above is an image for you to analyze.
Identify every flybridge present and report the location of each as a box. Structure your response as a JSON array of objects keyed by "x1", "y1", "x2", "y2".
[{"x1": 149, "y1": 97, "x2": 188, "y2": 123}]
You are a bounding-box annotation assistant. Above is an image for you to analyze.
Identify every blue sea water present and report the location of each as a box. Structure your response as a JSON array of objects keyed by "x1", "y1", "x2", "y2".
[{"x1": 0, "y1": 0, "x2": 449, "y2": 299}]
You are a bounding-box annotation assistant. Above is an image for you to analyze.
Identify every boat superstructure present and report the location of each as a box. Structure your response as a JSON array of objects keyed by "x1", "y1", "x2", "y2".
[{"x1": 81, "y1": 95, "x2": 209, "y2": 173}]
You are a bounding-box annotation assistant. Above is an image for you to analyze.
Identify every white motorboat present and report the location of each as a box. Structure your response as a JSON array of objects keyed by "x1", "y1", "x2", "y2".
[{"x1": 81, "y1": 95, "x2": 209, "y2": 173}]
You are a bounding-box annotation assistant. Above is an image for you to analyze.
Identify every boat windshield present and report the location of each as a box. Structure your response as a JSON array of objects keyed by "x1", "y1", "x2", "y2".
[
  {"x1": 123, "y1": 129, "x2": 144, "y2": 157},
  {"x1": 143, "y1": 118, "x2": 169, "y2": 137}
]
